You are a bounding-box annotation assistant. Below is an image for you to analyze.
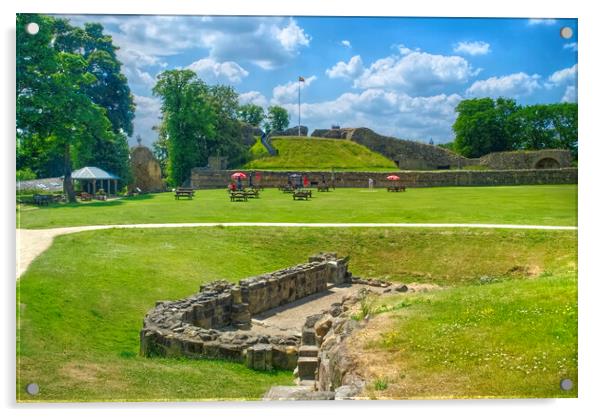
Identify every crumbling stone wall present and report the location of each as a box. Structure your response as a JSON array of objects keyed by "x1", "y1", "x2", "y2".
[
  {"x1": 479, "y1": 149, "x2": 572, "y2": 170},
  {"x1": 128, "y1": 146, "x2": 165, "y2": 193},
  {"x1": 311, "y1": 127, "x2": 473, "y2": 169},
  {"x1": 140, "y1": 253, "x2": 351, "y2": 370},
  {"x1": 273, "y1": 125, "x2": 308, "y2": 137},
  {"x1": 190, "y1": 168, "x2": 577, "y2": 189}
]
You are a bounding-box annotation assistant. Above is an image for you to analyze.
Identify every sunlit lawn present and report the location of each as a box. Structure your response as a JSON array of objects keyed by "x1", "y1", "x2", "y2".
[{"x1": 17, "y1": 185, "x2": 577, "y2": 229}]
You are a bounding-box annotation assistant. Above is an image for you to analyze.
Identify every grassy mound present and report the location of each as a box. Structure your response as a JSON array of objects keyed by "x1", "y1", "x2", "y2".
[
  {"x1": 244, "y1": 136, "x2": 398, "y2": 171},
  {"x1": 17, "y1": 227, "x2": 576, "y2": 401}
]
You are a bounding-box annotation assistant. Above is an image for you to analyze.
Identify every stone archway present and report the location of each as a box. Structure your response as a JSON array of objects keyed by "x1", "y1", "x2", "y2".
[{"x1": 535, "y1": 157, "x2": 560, "y2": 169}]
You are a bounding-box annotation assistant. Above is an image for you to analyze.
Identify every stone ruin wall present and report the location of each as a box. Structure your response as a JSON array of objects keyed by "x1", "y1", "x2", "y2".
[
  {"x1": 190, "y1": 167, "x2": 577, "y2": 189},
  {"x1": 140, "y1": 253, "x2": 351, "y2": 370},
  {"x1": 311, "y1": 127, "x2": 573, "y2": 171}
]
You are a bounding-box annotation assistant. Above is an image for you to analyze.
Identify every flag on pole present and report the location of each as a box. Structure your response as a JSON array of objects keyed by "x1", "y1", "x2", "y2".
[{"x1": 298, "y1": 76, "x2": 305, "y2": 82}]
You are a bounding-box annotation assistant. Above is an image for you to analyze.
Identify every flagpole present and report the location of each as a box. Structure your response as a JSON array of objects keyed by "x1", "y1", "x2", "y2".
[{"x1": 298, "y1": 77, "x2": 301, "y2": 136}]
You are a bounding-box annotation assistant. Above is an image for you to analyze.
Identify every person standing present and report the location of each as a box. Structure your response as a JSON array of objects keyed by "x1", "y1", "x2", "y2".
[{"x1": 368, "y1": 178, "x2": 374, "y2": 190}]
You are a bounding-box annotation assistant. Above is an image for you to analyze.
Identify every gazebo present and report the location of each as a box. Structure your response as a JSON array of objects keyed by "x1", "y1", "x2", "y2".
[{"x1": 71, "y1": 166, "x2": 120, "y2": 196}]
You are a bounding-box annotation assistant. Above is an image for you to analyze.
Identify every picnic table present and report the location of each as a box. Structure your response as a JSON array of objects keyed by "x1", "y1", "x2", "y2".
[
  {"x1": 293, "y1": 189, "x2": 312, "y2": 200},
  {"x1": 230, "y1": 191, "x2": 248, "y2": 202},
  {"x1": 33, "y1": 194, "x2": 52, "y2": 206},
  {"x1": 175, "y1": 187, "x2": 195, "y2": 199},
  {"x1": 244, "y1": 189, "x2": 260, "y2": 198},
  {"x1": 280, "y1": 185, "x2": 295, "y2": 193},
  {"x1": 387, "y1": 185, "x2": 406, "y2": 192},
  {"x1": 317, "y1": 184, "x2": 330, "y2": 192},
  {"x1": 80, "y1": 192, "x2": 93, "y2": 201}
]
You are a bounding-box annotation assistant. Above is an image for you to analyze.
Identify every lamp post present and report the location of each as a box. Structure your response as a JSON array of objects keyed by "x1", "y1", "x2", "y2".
[{"x1": 298, "y1": 76, "x2": 305, "y2": 136}]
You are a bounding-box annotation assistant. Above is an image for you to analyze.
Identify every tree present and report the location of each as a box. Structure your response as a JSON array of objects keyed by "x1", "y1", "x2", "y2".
[
  {"x1": 266, "y1": 105, "x2": 290, "y2": 132},
  {"x1": 17, "y1": 14, "x2": 117, "y2": 202},
  {"x1": 208, "y1": 85, "x2": 248, "y2": 167},
  {"x1": 153, "y1": 70, "x2": 215, "y2": 186},
  {"x1": 452, "y1": 98, "x2": 520, "y2": 158},
  {"x1": 238, "y1": 103, "x2": 265, "y2": 127}
]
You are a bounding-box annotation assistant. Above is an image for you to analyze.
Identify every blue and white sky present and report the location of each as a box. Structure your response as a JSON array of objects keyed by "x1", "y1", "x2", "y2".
[{"x1": 60, "y1": 15, "x2": 578, "y2": 146}]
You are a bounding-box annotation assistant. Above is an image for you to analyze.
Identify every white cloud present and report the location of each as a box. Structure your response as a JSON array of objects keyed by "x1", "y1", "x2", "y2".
[
  {"x1": 132, "y1": 94, "x2": 162, "y2": 146},
  {"x1": 354, "y1": 51, "x2": 475, "y2": 94},
  {"x1": 453, "y1": 41, "x2": 491, "y2": 56},
  {"x1": 272, "y1": 76, "x2": 317, "y2": 104},
  {"x1": 281, "y1": 89, "x2": 463, "y2": 143},
  {"x1": 466, "y1": 72, "x2": 541, "y2": 98},
  {"x1": 547, "y1": 64, "x2": 577, "y2": 86},
  {"x1": 275, "y1": 18, "x2": 311, "y2": 51},
  {"x1": 186, "y1": 58, "x2": 249, "y2": 84},
  {"x1": 341, "y1": 40, "x2": 351, "y2": 48},
  {"x1": 528, "y1": 18, "x2": 557, "y2": 26},
  {"x1": 326, "y1": 55, "x2": 364, "y2": 80},
  {"x1": 562, "y1": 85, "x2": 577, "y2": 103},
  {"x1": 239, "y1": 91, "x2": 268, "y2": 108},
  {"x1": 563, "y1": 42, "x2": 578, "y2": 52}
]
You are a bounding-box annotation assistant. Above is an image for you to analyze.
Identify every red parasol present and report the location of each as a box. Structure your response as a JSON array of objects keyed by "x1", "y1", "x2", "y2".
[
  {"x1": 231, "y1": 172, "x2": 247, "y2": 179},
  {"x1": 386, "y1": 175, "x2": 400, "y2": 181}
]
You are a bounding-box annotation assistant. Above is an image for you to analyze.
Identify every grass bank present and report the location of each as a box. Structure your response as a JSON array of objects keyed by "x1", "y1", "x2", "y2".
[
  {"x1": 244, "y1": 136, "x2": 398, "y2": 171},
  {"x1": 17, "y1": 227, "x2": 576, "y2": 401}
]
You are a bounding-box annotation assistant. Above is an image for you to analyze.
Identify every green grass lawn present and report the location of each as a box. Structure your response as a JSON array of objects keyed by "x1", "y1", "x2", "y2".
[
  {"x1": 17, "y1": 185, "x2": 577, "y2": 229},
  {"x1": 243, "y1": 136, "x2": 398, "y2": 171},
  {"x1": 17, "y1": 227, "x2": 576, "y2": 401},
  {"x1": 358, "y1": 268, "x2": 577, "y2": 399}
]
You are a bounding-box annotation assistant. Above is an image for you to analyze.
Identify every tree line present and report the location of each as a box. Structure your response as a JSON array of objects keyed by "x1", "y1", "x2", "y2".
[
  {"x1": 152, "y1": 69, "x2": 291, "y2": 186},
  {"x1": 450, "y1": 98, "x2": 577, "y2": 159},
  {"x1": 17, "y1": 14, "x2": 135, "y2": 202}
]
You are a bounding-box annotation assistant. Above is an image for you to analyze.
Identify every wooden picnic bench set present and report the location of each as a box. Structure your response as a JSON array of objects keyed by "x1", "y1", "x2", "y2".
[
  {"x1": 387, "y1": 185, "x2": 407, "y2": 192},
  {"x1": 174, "y1": 187, "x2": 195, "y2": 199},
  {"x1": 229, "y1": 188, "x2": 261, "y2": 202},
  {"x1": 292, "y1": 189, "x2": 312, "y2": 200},
  {"x1": 32, "y1": 194, "x2": 63, "y2": 206}
]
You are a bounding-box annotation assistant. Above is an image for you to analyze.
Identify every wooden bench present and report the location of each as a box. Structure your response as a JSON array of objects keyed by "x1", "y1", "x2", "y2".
[
  {"x1": 95, "y1": 194, "x2": 107, "y2": 201},
  {"x1": 293, "y1": 190, "x2": 312, "y2": 200},
  {"x1": 175, "y1": 187, "x2": 195, "y2": 199},
  {"x1": 80, "y1": 192, "x2": 93, "y2": 201},
  {"x1": 281, "y1": 185, "x2": 295, "y2": 193},
  {"x1": 387, "y1": 185, "x2": 406, "y2": 192},
  {"x1": 317, "y1": 184, "x2": 329, "y2": 192},
  {"x1": 33, "y1": 194, "x2": 52, "y2": 206},
  {"x1": 230, "y1": 191, "x2": 248, "y2": 202},
  {"x1": 244, "y1": 189, "x2": 260, "y2": 199}
]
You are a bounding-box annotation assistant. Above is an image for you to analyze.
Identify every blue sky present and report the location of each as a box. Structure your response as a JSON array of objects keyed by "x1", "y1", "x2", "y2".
[{"x1": 60, "y1": 15, "x2": 578, "y2": 146}]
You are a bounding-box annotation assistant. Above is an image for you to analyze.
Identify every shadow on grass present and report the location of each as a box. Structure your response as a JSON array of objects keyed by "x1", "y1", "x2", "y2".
[{"x1": 24, "y1": 193, "x2": 159, "y2": 210}]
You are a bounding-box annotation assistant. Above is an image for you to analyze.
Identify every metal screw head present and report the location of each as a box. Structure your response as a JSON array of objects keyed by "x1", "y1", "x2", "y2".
[
  {"x1": 560, "y1": 378, "x2": 573, "y2": 391},
  {"x1": 25, "y1": 383, "x2": 39, "y2": 395},
  {"x1": 25, "y1": 22, "x2": 39, "y2": 35},
  {"x1": 560, "y1": 27, "x2": 573, "y2": 39}
]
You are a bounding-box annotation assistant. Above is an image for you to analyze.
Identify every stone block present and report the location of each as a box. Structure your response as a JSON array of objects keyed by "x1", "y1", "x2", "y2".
[
  {"x1": 299, "y1": 345, "x2": 319, "y2": 358},
  {"x1": 302, "y1": 327, "x2": 317, "y2": 346},
  {"x1": 297, "y1": 356, "x2": 319, "y2": 380}
]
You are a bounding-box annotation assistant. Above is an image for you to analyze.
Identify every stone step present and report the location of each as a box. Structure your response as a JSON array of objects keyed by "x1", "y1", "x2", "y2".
[
  {"x1": 297, "y1": 356, "x2": 319, "y2": 380},
  {"x1": 298, "y1": 345, "x2": 319, "y2": 358},
  {"x1": 302, "y1": 327, "x2": 317, "y2": 345}
]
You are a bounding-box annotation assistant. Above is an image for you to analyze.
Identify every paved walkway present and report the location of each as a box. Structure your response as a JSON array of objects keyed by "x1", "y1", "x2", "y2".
[{"x1": 16, "y1": 222, "x2": 577, "y2": 279}]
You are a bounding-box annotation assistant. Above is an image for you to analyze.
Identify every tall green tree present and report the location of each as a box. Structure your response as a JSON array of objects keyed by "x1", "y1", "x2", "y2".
[
  {"x1": 266, "y1": 105, "x2": 290, "y2": 132},
  {"x1": 153, "y1": 70, "x2": 215, "y2": 186},
  {"x1": 453, "y1": 98, "x2": 520, "y2": 158},
  {"x1": 238, "y1": 103, "x2": 265, "y2": 127},
  {"x1": 17, "y1": 14, "x2": 117, "y2": 202}
]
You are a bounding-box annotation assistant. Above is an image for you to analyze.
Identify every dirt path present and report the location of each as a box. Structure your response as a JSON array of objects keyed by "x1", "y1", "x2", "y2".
[{"x1": 16, "y1": 222, "x2": 577, "y2": 279}]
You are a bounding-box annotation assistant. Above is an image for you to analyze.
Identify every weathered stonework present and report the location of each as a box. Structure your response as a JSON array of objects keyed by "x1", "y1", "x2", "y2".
[
  {"x1": 140, "y1": 253, "x2": 351, "y2": 370},
  {"x1": 190, "y1": 168, "x2": 577, "y2": 189},
  {"x1": 128, "y1": 146, "x2": 165, "y2": 193},
  {"x1": 310, "y1": 127, "x2": 574, "y2": 171},
  {"x1": 479, "y1": 149, "x2": 572, "y2": 170},
  {"x1": 273, "y1": 125, "x2": 308, "y2": 137}
]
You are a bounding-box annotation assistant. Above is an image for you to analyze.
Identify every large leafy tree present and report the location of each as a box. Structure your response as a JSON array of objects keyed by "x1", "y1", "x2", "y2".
[
  {"x1": 237, "y1": 103, "x2": 265, "y2": 127},
  {"x1": 153, "y1": 70, "x2": 215, "y2": 186},
  {"x1": 266, "y1": 105, "x2": 290, "y2": 133},
  {"x1": 453, "y1": 98, "x2": 520, "y2": 158},
  {"x1": 17, "y1": 14, "x2": 117, "y2": 202}
]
